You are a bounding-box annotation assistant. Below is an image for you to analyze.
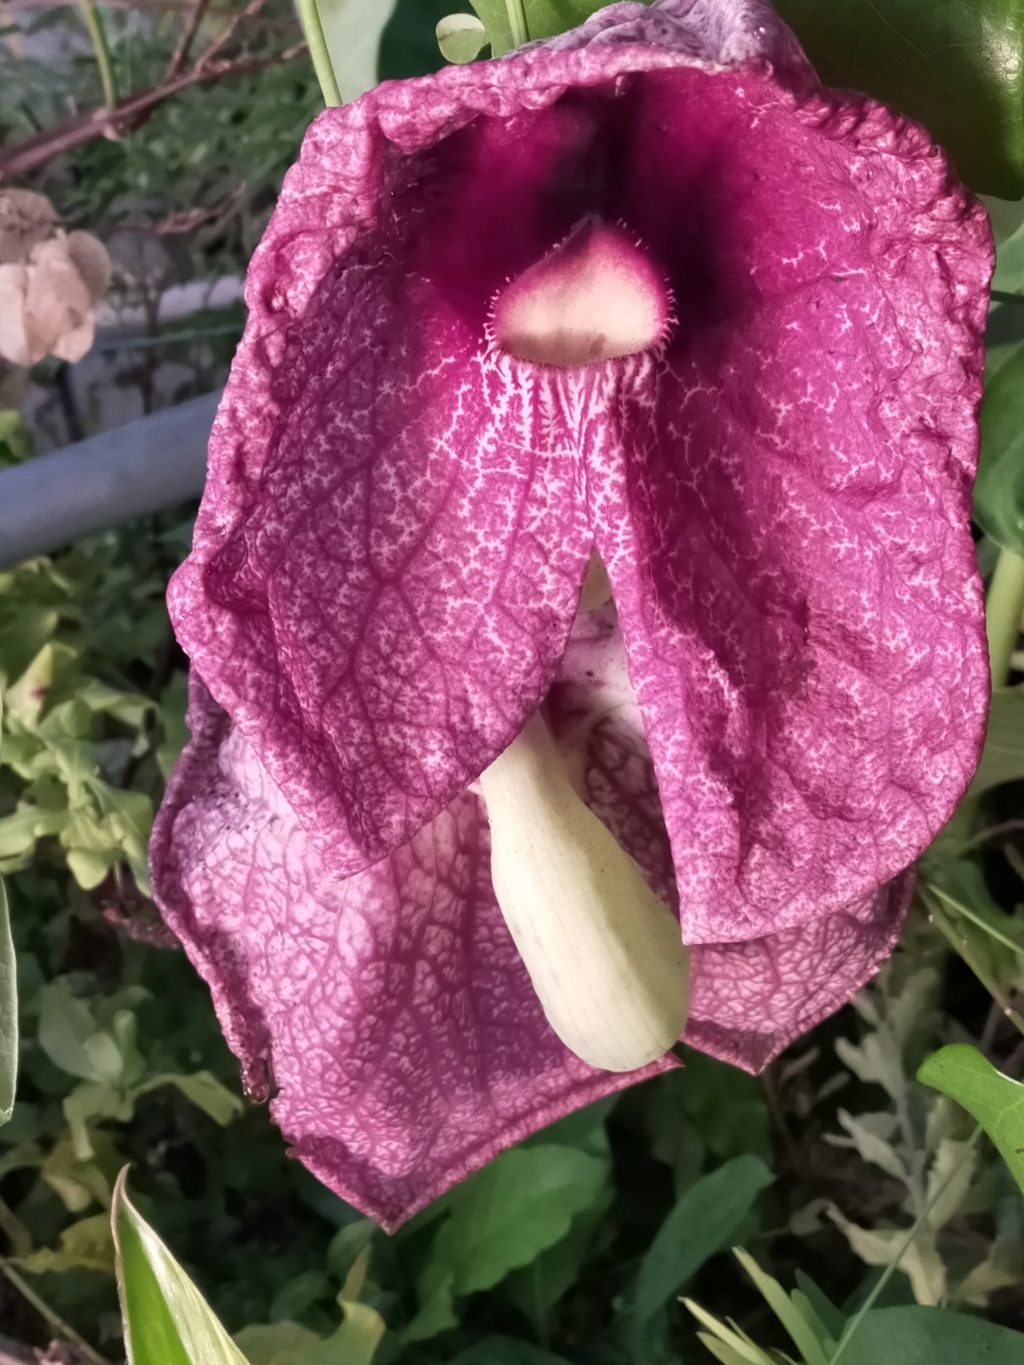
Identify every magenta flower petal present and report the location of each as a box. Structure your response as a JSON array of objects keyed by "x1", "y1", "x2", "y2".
[
  {"x1": 167, "y1": 0, "x2": 849, "y2": 875},
  {"x1": 585, "y1": 66, "x2": 991, "y2": 943},
  {"x1": 152, "y1": 675, "x2": 673, "y2": 1230},
  {"x1": 153, "y1": 0, "x2": 993, "y2": 1221}
]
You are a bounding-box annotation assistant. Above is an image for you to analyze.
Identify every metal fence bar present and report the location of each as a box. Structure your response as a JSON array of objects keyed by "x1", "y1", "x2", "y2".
[{"x1": 0, "y1": 391, "x2": 220, "y2": 571}]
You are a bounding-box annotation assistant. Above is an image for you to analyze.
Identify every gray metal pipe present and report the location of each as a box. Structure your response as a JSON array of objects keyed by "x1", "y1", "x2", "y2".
[{"x1": 0, "y1": 391, "x2": 220, "y2": 570}]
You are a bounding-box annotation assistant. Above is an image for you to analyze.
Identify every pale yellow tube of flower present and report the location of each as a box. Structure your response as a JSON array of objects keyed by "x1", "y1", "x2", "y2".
[{"x1": 479, "y1": 712, "x2": 690, "y2": 1072}]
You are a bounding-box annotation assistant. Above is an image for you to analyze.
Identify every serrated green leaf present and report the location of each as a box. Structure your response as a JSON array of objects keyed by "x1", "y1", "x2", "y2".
[
  {"x1": 0, "y1": 694, "x2": 15, "y2": 1127},
  {"x1": 774, "y1": 0, "x2": 1024, "y2": 197},
  {"x1": 113, "y1": 1168, "x2": 250, "y2": 1365},
  {"x1": 842, "y1": 1305, "x2": 1024, "y2": 1364},
  {"x1": 918, "y1": 1045, "x2": 1024, "y2": 1197},
  {"x1": 975, "y1": 338, "x2": 1024, "y2": 552},
  {"x1": 405, "y1": 1143, "x2": 609, "y2": 1342},
  {"x1": 630, "y1": 1155, "x2": 773, "y2": 1363}
]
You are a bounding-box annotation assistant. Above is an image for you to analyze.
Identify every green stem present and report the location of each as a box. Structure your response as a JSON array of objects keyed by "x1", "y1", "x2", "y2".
[
  {"x1": 505, "y1": 0, "x2": 528, "y2": 47},
  {"x1": 924, "y1": 891, "x2": 1024, "y2": 1039},
  {"x1": 77, "y1": 0, "x2": 118, "y2": 111},
  {"x1": 930, "y1": 884, "x2": 1024, "y2": 958},
  {"x1": 0, "y1": 1260, "x2": 110, "y2": 1365},
  {"x1": 986, "y1": 546, "x2": 1024, "y2": 690},
  {"x1": 294, "y1": 0, "x2": 341, "y2": 107},
  {"x1": 829, "y1": 1126, "x2": 982, "y2": 1365}
]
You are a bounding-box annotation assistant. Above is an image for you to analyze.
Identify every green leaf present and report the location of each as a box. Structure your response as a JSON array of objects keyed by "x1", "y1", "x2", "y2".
[
  {"x1": 630, "y1": 1155, "x2": 773, "y2": 1362},
  {"x1": 842, "y1": 1305, "x2": 1024, "y2": 1364},
  {"x1": 732, "y1": 1248, "x2": 830, "y2": 1365},
  {"x1": 468, "y1": 0, "x2": 625, "y2": 56},
  {"x1": 38, "y1": 979, "x2": 123, "y2": 1084},
  {"x1": 404, "y1": 1143, "x2": 609, "y2": 1341},
  {"x1": 918, "y1": 1045, "x2": 1024, "y2": 1196},
  {"x1": 436, "y1": 12, "x2": 487, "y2": 61},
  {"x1": 318, "y1": 0, "x2": 400, "y2": 100},
  {"x1": 0, "y1": 696, "x2": 15, "y2": 1127},
  {"x1": 18, "y1": 1211, "x2": 115, "y2": 1276},
  {"x1": 233, "y1": 1322, "x2": 322, "y2": 1365},
  {"x1": 504, "y1": 1188, "x2": 612, "y2": 1334},
  {"x1": 113, "y1": 1167, "x2": 251, "y2": 1365},
  {"x1": 967, "y1": 687, "x2": 1024, "y2": 793},
  {"x1": 975, "y1": 338, "x2": 1024, "y2": 552},
  {"x1": 992, "y1": 206, "x2": 1024, "y2": 297},
  {"x1": 774, "y1": 0, "x2": 1024, "y2": 197}
]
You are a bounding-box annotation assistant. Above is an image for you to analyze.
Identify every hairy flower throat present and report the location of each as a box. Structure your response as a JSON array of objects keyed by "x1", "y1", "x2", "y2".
[
  {"x1": 492, "y1": 218, "x2": 672, "y2": 366},
  {"x1": 479, "y1": 712, "x2": 690, "y2": 1071}
]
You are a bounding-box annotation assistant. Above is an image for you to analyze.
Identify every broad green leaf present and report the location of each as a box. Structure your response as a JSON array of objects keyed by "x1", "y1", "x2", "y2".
[
  {"x1": 975, "y1": 338, "x2": 1024, "y2": 552},
  {"x1": 0, "y1": 696, "x2": 15, "y2": 1126},
  {"x1": 437, "y1": 12, "x2": 487, "y2": 61},
  {"x1": 841, "y1": 1305, "x2": 1024, "y2": 1364},
  {"x1": 774, "y1": 0, "x2": 1024, "y2": 197},
  {"x1": 630, "y1": 1155, "x2": 773, "y2": 1362},
  {"x1": 967, "y1": 687, "x2": 1024, "y2": 793},
  {"x1": 113, "y1": 1168, "x2": 250, "y2": 1365},
  {"x1": 504, "y1": 1188, "x2": 612, "y2": 1334},
  {"x1": 918, "y1": 1044, "x2": 1024, "y2": 1195},
  {"x1": 405, "y1": 1143, "x2": 609, "y2": 1341},
  {"x1": 318, "y1": 0, "x2": 400, "y2": 100}
]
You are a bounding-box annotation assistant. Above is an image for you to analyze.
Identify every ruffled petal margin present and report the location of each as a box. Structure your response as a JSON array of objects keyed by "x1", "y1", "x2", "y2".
[{"x1": 151, "y1": 675, "x2": 673, "y2": 1230}]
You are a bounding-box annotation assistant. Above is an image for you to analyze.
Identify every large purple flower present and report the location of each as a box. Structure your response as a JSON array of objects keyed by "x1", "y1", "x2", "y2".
[{"x1": 151, "y1": 0, "x2": 992, "y2": 1229}]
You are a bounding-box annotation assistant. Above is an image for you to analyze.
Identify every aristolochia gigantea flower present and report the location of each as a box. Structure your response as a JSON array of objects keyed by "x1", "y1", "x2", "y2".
[{"x1": 151, "y1": 0, "x2": 992, "y2": 1229}]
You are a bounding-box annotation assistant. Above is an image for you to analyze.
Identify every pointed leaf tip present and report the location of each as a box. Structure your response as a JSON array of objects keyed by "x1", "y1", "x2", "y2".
[{"x1": 113, "y1": 1167, "x2": 249, "y2": 1365}]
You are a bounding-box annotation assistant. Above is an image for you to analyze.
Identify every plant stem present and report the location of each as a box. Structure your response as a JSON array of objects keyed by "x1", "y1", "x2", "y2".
[
  {"x1": 986, "y1": 546, "x2": 1024, "y2": 690},
  {"x1": 77, "y1": 0, "x2": 118, "y2": 110},
  {"x1": 0, "y1": 1261, "x2": 110, "y2": 1365},
  {"x1": 828, "y1": 1126, "x2": 982, "y2": 1364},
  {"x1": 930, "y1": 884, "x2": 1024, "y2": 957},
  {"x1": 504, "y1": 0, "x2": 528, "y2": 47},
  {"x1": 293, "y1": 0, "x2": 340, "y2": 106},
  {"x1": 924, "y1": 891, "x2": 1024, "y2": 1039}
]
